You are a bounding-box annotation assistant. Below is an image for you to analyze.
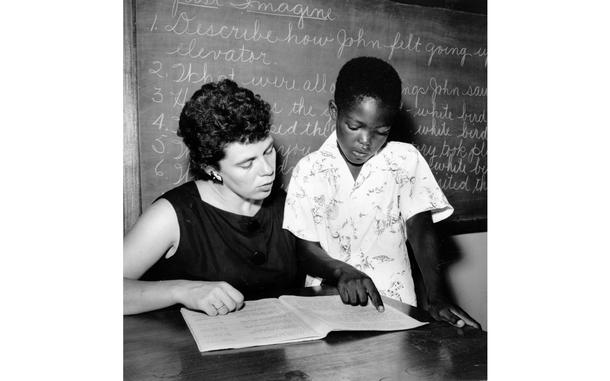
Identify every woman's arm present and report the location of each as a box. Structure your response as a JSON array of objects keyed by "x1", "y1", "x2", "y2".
[
  {"x1": 295, "y1": 238, "x2": 384, "y2": 312},
  {"x1": 123, "y1": 199, "x2": 243, "y2": 315},
  {"x1": 123, "y1": 278, "x2": 244, "y2": 316},
  {"x1": 406, "y1": 211, "x2": 481, "y2": 329},
  {"x1": 123, "y1": 278, "x2": 189, "y2": 315}
]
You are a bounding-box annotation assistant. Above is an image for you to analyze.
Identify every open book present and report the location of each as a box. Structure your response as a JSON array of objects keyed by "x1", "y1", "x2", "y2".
[{"x1": 181, "y1": 295, "x2": 426, "y2": 352}]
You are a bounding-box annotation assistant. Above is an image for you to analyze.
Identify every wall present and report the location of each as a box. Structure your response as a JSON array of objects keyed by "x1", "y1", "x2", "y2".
[{"x1": 447, "y1": 232, "x2": 487, "y2": 330}]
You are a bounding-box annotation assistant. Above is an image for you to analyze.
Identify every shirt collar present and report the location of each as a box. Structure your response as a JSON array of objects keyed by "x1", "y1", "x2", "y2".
[{"x1": 319, "y1": 130, "x2": 339, "y2": 155}]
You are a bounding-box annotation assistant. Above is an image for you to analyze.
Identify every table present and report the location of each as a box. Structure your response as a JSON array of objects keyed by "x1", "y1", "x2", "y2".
[{"x1": 124, "y1": 286, "x2": 486, "y2": 380}]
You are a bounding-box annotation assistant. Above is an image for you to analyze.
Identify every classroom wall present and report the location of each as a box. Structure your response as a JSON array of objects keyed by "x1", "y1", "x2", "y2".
[{"x1": 446, "y1": 232, "x2": 487, "y2": 330}]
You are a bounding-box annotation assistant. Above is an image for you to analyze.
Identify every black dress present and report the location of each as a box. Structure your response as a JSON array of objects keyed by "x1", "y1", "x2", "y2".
[{"x1": 141, "y1": 182, "x2": 303, "y2": 295}]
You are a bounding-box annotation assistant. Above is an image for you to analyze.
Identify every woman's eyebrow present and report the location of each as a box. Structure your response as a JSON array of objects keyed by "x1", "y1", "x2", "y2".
[
  {"x1": 235, "y1": 141, "x2": 274, "y2": 164},
  {"x1": 236, "y1": 157, "x2": 255, "y2": 165}
]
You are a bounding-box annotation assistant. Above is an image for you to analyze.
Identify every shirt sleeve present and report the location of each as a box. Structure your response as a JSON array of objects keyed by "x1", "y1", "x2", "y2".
[
  {"x1": 400, "y1": 148, "x2": 454, "y2": 223},
  {"x1": 282, "y1": 159, "x2": 320, "y2": 242}
]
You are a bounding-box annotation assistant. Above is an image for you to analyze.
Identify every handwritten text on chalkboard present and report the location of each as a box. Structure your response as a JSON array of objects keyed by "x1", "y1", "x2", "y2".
[{"x1": 135, "y1": 0, "x2": 487, "y2": 225}]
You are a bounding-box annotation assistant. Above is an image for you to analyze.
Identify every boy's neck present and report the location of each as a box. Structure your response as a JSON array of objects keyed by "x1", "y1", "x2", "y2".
[
  {"x1": 336, "y1": 140, "x2": 365, "y2": 181},
  {"x1": 345, "y1": 161, "x2": 362, "y2": 181}
]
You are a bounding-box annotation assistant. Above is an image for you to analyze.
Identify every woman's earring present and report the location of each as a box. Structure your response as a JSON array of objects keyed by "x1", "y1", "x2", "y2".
[{"x1": 210, "y1": 172, "x2": 223, "y2": 184}]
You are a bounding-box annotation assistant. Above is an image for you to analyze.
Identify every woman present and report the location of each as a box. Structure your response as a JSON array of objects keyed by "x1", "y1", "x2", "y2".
[{"x1": 124, "y1": 79, "x2": 383, "y2": 316}]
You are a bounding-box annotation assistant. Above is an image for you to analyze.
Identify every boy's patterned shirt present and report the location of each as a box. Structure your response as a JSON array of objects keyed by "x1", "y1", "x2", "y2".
[{"x1": 283, "y1": 131, "x2": 453, "y2": 305}]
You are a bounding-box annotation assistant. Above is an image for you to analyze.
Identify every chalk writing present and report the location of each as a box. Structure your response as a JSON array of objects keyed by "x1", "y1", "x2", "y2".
[
  {"x1": 336, "y1": 28, "x2": 381, "y2": 58},
  {"x1": 299, "y1": 118, "x2": 333, "y2": 137},
  {"x1": 167, "y1": 38, "x2": 272, "y2": 65},
  {"x1": 473, "y1": 47, "x2": 487, "y2": 67},
  {"x1": 243, "y1": 75, "x2": 297, "y2": 91},
  {"x1": 385, "y1": 31, "x2": 423, "y2": 60},
  {"x1": 155, "y1": 158, "x2": 165, "y2": 177},
  {"x1": 133, "y1": 0, "x2": 487, "y2": 225},
  {"x1": 152, "y1": 136, "x2": 167, "y2": 154},
  {"x1": 415, "y1": 120, "x2": 451, "y2": 137},
  {"x1": 169, "y1": 86, "x2": 189, "y2": 108},
  {"x1": 270, "y1": 117, "x2": 333, "y2": 138},
  {"x1": 461, "y1": 85, "x2": 487, "y2": 97},
  {"x1": 472, "y1": 175, "x2": 487, "y2": 193},
  {"x1": 276, "y1": 143, "x2": 313, "y2": 176},
  {"x1": 173, "y1": 62, "x2": 206, "y2": 84},
  {"x1": 149, "y1": 61, "x2": 165, "y2": 79},
  {"x1": 230, "y1": 0, "x2": 335, "y2": 29},
  {"x1": 289, "y1": 96, "x2": 317, "y2": 117},
  {"x1": 456, "y1": 103, "x2": 487, "y2": 124},
  {"x1": 270, "y1": 102, "x2": 283, "y2": 114},
  {"x1": 279, "y1": 22, "x2": 334, "y2": 47},
  {"x1": 429, "y1": 155, "x2": 468, "y2": 174},
  {"x1": 150, "y1": 14, "x2": 159, "y2": 32},
  {"x1": 171, "y1": 62, "x2": 236, "y2": 85},
  {"x1": 403, "y1": 77, "x2": 462, "y2": 108},
  {"x1": 425, "y1": 42, "x2": 472, "y2": 67},
  {"x1": 270, "y1": 120, "x2": 298, "y2": 136},
  {"x1": 402, "y1": 84, "x2": 428, "y2": 108},
  {"x1": 276, "y1": 142, "x2": 312, "y2": 159},
  {"x1": 152, "y1": 113, "x2": 165, "y2": 130},
  {"x1": 411, "y1": 103, "x2": 454, "y2": 121},
  {"x1": 172, "y1": 0, "x2": 221, "y2": 17},
  {"x1": 169, "y1": 138, "x2": 188, "y2": 160},
  {"x1": 470, "y1": 156, "x2": 487, "y2": 176},
  {"x1": 165, "y1": 13, "x2": 334, "y2": 48},
  {"x1": 429, "y1": 77, "x2": 460, "y2": 103},
  {"x1": 456, "y1": 124, "x2": 487, "y2": 140},
  {"x1": 302, "y1": 73, "x2": 332, "y2": 94},
  {"x1": 438, "y1": 174, "x2": 471, "y2": 192},
  {"x1": 152, "y1": 87, "x2": 163, "y2": 103}
]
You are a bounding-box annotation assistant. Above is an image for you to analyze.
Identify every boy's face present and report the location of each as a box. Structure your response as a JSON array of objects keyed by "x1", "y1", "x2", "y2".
[{"x1": 331, "y1": 97, "x2": 396, "y2": 166}]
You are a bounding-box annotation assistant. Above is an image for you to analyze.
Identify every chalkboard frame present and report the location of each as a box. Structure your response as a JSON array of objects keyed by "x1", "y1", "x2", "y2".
[{"x1": 124, "y1": 0, "x2": 141, "y2": 233}]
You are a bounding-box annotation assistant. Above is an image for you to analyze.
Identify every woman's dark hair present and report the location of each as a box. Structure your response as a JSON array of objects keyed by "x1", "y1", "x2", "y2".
[
  {"x1": 177, "y1": 79, "x2": 272, "y2": 180},
  {"x1": 334, "y1": 56, "x2": 402, "y2": 112}
]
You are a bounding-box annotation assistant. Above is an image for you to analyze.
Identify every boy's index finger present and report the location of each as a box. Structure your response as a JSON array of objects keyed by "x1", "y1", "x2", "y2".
[{"x1": 365, "y1": 283, "x2": 384, "y2": 312}]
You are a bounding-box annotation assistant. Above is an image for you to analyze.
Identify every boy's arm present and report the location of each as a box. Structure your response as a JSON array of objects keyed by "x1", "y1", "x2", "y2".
[
  {"x1": 406, "y1": 211, "x2": 481, "y2": 329},
  {"x1": 295, "y1": 238, "x2": 385, "y2": 312}
]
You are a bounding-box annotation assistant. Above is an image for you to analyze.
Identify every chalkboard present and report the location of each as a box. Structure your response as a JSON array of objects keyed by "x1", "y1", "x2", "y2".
[{"x1": 130, "y1": 0, "x2": 487, "y2": 232}]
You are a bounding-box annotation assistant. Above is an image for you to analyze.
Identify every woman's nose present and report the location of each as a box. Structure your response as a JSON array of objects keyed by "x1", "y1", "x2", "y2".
[{"x1": 260, "y1": 156, "x2": 275, "y2": 176}]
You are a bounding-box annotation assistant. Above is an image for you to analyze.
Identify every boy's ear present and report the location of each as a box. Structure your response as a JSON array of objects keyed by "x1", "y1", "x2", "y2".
[{"x1": 328, "y1": 100, "x2": 338, "y2": 121}]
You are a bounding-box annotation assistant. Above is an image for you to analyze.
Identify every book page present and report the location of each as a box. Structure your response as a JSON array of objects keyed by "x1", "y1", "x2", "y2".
[
  {"x1": 279, "y1": 295, "x2": 426, "y2": 332},
  {"x1": 180, "y1": 298, "x2": 324, "y2": 352}
]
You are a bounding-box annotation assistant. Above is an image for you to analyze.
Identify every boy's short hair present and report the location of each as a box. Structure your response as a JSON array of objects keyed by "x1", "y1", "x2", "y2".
[{"x1": 334, "y1": 56, "x2": 402, "y2": 111}]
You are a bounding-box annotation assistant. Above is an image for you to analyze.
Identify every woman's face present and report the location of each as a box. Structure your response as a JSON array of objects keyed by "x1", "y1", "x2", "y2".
[
  {"x1": 216, "y1": 135, "x2": 276, "y2": 201},
  {"x1": 331, "y1": 97, "x2": 396, "y2": 166}
]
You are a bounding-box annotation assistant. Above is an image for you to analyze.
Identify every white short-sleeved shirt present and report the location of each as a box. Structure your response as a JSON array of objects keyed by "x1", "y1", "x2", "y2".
[{"x1": 283, "y1": 131, "x2": 453, "y2": 305}]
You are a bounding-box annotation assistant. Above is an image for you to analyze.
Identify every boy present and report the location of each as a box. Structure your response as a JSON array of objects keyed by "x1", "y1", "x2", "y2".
[{"x1": 284, "y1": 57, "x2": 480, "y2": 328}]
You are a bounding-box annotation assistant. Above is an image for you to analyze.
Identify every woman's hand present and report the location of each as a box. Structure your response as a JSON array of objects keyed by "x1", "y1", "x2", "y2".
[
  {"x1": 175, "y1": 281, "x2": 245, "y2": 316},
  {"x1": 427, "y1": 299, "x2": 481, "y2": 329}
]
